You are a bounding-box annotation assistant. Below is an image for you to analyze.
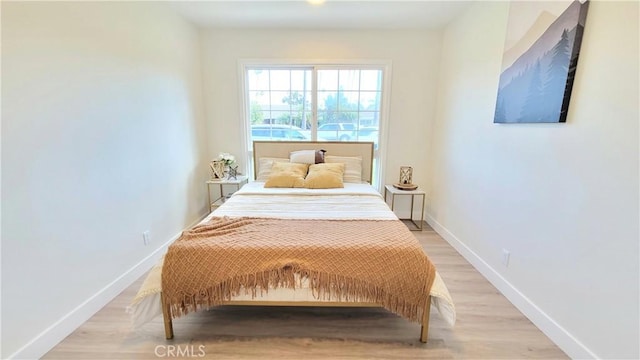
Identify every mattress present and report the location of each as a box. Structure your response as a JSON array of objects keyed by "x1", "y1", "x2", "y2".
[{"x1": 129, "y1": 182, "x2": 456, "y2": 328}]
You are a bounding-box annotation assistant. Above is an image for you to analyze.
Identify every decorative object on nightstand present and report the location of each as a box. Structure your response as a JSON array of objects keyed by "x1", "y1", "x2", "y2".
[
  {"x1": 218, "y1": 152, "x2": 236, "y2": 168},
  {"x1": 400, "y1": 166, "x2": 413, "y2": 184},
  {"x1": 227, "y1": 165, "x2": 239, "y2": 180},
  {"x1": 394, "y1": 166, "x2": 418, "y2": 190},
  {"x1": 210, "y1": 152, "x2": 237, "y2": 179},
  {"x1": 209, "y1": 160, "x2": 226, "y2": 179},
  {"x1": 384, "y1": 184, "x2": 426, "y2": 231}
]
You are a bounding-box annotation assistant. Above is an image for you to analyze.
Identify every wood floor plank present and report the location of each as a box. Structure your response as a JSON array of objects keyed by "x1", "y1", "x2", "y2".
[{"x1": 43, "y1": 222, "x2": 568, "y2": 359}]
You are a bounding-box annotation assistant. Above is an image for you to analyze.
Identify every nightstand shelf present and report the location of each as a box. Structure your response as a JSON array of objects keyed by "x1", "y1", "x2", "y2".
[
  {"x1": 206, "y1": 176, "x2": 248, "y2": 212},
  {"x1": 384, "y1": 184, "x2": 426, "y2": 231}
]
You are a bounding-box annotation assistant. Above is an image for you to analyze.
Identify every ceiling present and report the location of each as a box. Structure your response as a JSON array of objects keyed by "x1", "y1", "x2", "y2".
[{"x1": 169, "y1": 1, "x2": 474, "y2": 30}]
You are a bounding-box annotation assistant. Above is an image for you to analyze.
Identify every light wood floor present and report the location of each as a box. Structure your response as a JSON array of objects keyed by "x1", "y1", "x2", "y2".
[{"x1": 43, "y1": 222, "x2": 568, "y2": 359}]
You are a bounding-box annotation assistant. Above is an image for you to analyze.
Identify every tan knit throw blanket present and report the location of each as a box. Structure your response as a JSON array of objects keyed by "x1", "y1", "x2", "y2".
[{"x1": 162, "y1": 217, "x2": 436, "y2": 323}]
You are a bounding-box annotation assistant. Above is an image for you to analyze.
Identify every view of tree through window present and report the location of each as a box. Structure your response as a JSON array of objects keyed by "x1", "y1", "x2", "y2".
[
  {"x1": 247, "y1": 68, "x2": 312, "y2": 133},
  {"x1": 246, "y1": 67, "x2": 383, "y2": 144}
]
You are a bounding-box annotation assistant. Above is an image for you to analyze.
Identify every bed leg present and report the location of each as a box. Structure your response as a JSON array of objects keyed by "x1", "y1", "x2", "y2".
[
  {"x1": 420, "y1": 296, "x2": 432, "y2": 343},
  {"x1": 161, "y1": 293, "x2": 174, "y2": 340}
]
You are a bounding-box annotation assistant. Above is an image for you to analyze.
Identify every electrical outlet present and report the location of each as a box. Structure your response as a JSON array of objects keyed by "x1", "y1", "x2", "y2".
[
  {"x1": 501, "y1": 249, "x2": 510, "y2": 267},
  {"x1": 143, "y1": 231, "x2": 151, "y2": 245}
]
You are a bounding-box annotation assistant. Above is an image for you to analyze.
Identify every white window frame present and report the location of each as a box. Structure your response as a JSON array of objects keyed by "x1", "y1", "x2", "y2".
[{"x1": 237, "y1": 59, "x2": 392, "y2": 191}]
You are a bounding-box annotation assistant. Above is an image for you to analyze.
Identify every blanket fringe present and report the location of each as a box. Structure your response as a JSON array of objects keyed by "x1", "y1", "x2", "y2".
[{"x1": 163, "y1": 264, "x2": 430, "y2": 324}]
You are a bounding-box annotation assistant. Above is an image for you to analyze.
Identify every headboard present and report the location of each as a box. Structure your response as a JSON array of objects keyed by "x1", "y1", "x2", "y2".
[{"x1": 252, "y1": 141, "x2": 374, "y2": 183}]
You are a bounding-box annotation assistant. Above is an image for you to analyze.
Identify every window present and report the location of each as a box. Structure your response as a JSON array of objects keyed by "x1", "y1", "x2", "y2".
[
  {"x1": 243, "y1": 63, "x2": 388, "y2": 186},
  {"x1": 247, "y1": 68, "x2": 313, "y2": 141},
  {"x1": 316, "y1": 69, "x2": 381, "y2": 143}
]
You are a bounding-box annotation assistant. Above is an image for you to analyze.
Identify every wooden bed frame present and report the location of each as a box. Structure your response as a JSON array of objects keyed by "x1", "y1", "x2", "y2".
[{"x1": 161, "y1": 141, "x2": 432, "y2": 343}]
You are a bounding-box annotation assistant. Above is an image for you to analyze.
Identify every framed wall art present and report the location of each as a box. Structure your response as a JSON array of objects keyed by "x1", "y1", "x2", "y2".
[{"x1": 494, "y1": 0, "x2": 589, "y2": 123}]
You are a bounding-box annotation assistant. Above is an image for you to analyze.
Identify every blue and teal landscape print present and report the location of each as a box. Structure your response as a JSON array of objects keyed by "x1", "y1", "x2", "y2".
[{"x1": 494, "y1": 0, "x2": 589, "y2": 123}]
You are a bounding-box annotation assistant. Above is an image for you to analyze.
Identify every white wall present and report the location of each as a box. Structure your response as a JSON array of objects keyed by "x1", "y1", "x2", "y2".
[
  {"x1": 1, "y1": 2, "x2": 209, "y2": 358},
  {"x1": 200, "y1": 28, "x2": 441, "y2": 192},
  {"x1": 430, "y1": 1, "x2": 639, "y2": 359}
]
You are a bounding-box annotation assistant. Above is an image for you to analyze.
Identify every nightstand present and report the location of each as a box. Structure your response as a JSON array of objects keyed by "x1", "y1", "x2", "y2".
[
  {"x1": 384, "y1": 184, "x2": 426, "y2": 231},
  {"x1": 206, "y1": 176, "x2": 248, "y2": 212}
]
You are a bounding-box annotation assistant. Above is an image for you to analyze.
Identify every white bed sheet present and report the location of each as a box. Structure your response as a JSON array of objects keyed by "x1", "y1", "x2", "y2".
[
  {"x1": 208, "y1": 181, "x2": 397, "y2": 221},
  {"x1": 129, "y1": 182, "x2": 456, "y2": 328}
]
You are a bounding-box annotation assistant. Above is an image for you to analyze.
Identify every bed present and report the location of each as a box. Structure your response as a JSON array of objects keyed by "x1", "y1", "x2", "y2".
[{"x1": 129, "y1": 141, "x2": 455, "y2": 342}]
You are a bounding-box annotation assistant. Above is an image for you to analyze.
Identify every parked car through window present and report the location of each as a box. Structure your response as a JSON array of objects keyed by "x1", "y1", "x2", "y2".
[{"x1": 251, "y1": 124, "x2": 309, "y2": 141}]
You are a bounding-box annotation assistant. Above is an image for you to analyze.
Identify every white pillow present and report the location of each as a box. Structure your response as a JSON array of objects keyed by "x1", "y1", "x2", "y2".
[
  {"x1": 324, "y1": 155, "x2": 363, "y2": 183},
  {"x1": 290, "y1": 149, "x2": 326, "y2": 164},
  {"x1": 256, "y1": 157, "x2": 289, "y2": 181}
]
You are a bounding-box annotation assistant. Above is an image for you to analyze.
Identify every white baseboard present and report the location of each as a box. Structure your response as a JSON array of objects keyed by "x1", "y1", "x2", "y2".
[
  {"x1": 7, "y1": 214, "x2": 208, "y2": 360},
  {"x1": 424, "y1": 213, "x2": 598, "y2": 360}
]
